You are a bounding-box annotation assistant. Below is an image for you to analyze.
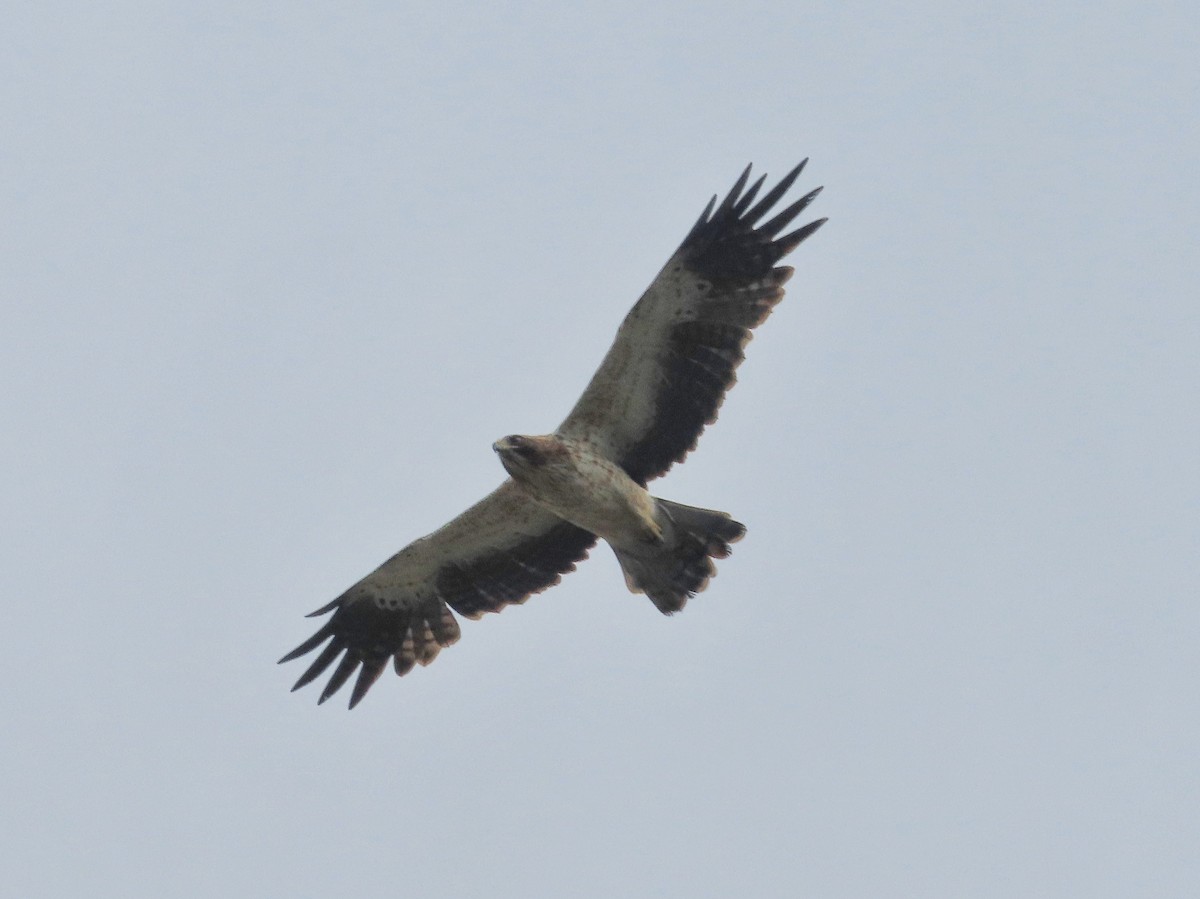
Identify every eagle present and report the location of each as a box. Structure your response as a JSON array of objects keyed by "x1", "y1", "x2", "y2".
[{"x1": 281, "y1": 161, "x2": 826, "y2": 707}]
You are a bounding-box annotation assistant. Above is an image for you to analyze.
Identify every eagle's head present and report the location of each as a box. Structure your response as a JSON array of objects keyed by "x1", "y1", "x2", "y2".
[
  {"x1": 493, "y1": 434, "x2": 544, "y2": 466},
  {"x1": 493, "y1": 434, "x2": 564, "y2": 478}
]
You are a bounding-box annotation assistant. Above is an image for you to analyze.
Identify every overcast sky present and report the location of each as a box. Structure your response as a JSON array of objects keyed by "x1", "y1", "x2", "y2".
[{"x1": 4, "y1": 2, "x2": 1198, "y2": 897}]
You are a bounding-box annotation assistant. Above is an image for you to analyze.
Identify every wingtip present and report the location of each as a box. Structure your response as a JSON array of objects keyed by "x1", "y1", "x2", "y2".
[
  {"x1": 742, "y1": 161, "x2": 809, "y2": 227},
  {"x1": 716, "y1": 165, "x2": 754, "y2": 217},
  {"x1": 306, "y1": 598, "x2": 340, "y2": 618},
  {"x1": 291, "y1": 669, "x2": 318, "y2": 692},
  {"x1": 733, "y1": 172, "x2": 768, "y2": 217},
  {"x1": 347, "y1": 687, "x2": 372, "y2": 710},
  {"x1": 776, "y1": 217, "x2": 828, "y2": 254},
  {"x1": 685, "y1": 194, "x2": 719, "y2": 240},
  {"x1": 278, "y1": 621, "x2": 336, "y2": 665}
]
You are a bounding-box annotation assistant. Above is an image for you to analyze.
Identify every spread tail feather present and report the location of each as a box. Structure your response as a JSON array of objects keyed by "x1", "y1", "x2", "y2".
[{"x1": 612, "y1": 499, "x2": 746, "y2": 614}]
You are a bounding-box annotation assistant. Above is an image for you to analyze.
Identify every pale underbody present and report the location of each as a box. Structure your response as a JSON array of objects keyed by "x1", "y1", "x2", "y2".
[
  {"x1": 280, "y1": 161, "x2": 824, "y2": 707},
  {"x1": 493, "y1": 434, "x2": 661, "y2": 549}
]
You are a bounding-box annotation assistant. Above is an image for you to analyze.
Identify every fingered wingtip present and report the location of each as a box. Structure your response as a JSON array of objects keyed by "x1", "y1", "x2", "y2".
[
  {"x1": 306, "y1": 597, "x2": 340, "y2": 618},
  {"x1": 717, "y1": 164, "x2": 754, "y2": 217},
  {"x1": 278, "y1": 645, "x2": 310, "y2": 666},
  {"x1": 776, "y1": 217, "x2": 828, "y2": 254}
]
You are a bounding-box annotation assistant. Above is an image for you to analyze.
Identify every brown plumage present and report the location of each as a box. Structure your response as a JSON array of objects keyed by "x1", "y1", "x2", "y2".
[{"x1": 281, "y1": 162, "x2": 826, "y2": 707}]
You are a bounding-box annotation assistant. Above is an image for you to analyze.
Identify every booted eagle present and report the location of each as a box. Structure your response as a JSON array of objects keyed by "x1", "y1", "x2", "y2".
[{"x1": 282, "y1": 161, "x2": 826, "y2": 707}]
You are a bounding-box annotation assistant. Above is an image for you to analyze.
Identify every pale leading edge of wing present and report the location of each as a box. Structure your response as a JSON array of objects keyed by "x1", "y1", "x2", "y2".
[
  {"x1": 558, "y1": 161, "x2": 826, "y2": 485},
  {"x1": 279, "y1": 481, "x2": 595, "y2": 708}
]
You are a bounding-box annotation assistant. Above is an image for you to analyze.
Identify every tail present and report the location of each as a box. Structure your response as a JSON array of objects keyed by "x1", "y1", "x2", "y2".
[{"x1": 612, "y1": 499, "x2": 746, "y2": 614}]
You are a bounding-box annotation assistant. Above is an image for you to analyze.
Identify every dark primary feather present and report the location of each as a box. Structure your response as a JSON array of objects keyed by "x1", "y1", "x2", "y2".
[
  {"x1": 279, "y1": 591, "x2": 461, "y2": 709},
  {"x1": 279, "y1": 515, "x2": 595, "y2": 708},
  {"x1": 610, "y1": 161, "x2": 826, "y2": 484},
  {"x1": 282, "y1": 162, "x2": 825, "y2": 708}
]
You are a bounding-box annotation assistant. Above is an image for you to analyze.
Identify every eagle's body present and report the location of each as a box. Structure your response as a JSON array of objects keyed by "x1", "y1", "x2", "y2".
[
  {"x1": 493, "y1": 434, "x2": 661, "y2": 546},
  {"x1": 281, "y1": 161, "x2": 826, "y2": 707}
]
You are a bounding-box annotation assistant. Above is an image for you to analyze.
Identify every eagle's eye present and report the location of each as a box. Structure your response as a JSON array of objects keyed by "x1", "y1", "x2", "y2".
[{"x1": 505, "y1": 436, "x2": 542, "y2": 463}]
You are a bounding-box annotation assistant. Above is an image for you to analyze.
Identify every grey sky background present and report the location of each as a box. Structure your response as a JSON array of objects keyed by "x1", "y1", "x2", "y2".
[{"x1": 4, "y1": 3, "x2": 1198, "y2": 896}]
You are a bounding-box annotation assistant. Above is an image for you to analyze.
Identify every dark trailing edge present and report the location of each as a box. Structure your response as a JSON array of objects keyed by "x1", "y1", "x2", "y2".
[
  {"x1": 437, "y1": 521, "x2": 596, "y2": 619},
  {"x1": 280, "y1": 162, "x2": 825, "y2": 708},
  {"x1": 615, "y1": 161, "x2": 825, "y2": 485},
  {"x1": 279, "y1": 519, "x2": 595, "y2": 708}
]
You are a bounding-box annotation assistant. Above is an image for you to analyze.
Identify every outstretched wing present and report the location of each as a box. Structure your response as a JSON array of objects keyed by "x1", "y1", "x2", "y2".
[
  {"x1": 558, "y1": 162, "x2": 826, "y2": 484},
  {"x1": 280, "y1": 480, "x2": 595, "y2": 708}
]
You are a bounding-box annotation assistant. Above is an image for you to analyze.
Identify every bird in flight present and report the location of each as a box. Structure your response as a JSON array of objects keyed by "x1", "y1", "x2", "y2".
[{"x1": 281, "y1": 161, "x2": 826, "y2": 707}]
